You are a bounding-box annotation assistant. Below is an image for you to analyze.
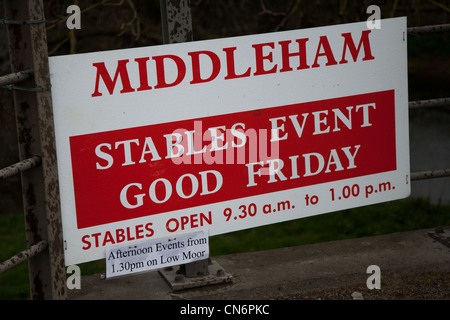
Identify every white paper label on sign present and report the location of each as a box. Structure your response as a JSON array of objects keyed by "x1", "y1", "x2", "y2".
[{"x1": 105, "y1": 230, "x2": 209, "y2": 278}]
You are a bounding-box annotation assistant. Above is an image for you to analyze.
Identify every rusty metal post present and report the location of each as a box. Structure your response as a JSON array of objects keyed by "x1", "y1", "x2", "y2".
[
  {"x1": 158, "y1": 0, "x2": 232, "y2": 291},
  {"x1": 3, "y1": 0, "x2": 66, "y2": 299},
  {"x1": 160, "y1": 0, "x2": 210, "y2": 279},
  {"x1": 160, "y1": 0, "x2": 208, "y2": 281},
  {"x1": 160, "y1": 0, "x2": 193, "y2": 44}
]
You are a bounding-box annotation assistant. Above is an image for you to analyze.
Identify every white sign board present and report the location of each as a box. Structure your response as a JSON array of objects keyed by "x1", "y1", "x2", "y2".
[{"x1": 49, "y1": 18, "x2": 410, "y2": 265}]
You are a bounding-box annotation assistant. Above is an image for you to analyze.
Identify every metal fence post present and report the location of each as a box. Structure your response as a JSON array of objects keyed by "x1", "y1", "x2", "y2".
[
  {"x1": 160, "y1": 0, "x2": 193, "y2": 44},
  {"x1": 3, "y1": 0, "x2": 66, "y2": 299},
  {"x1": 157, "y1": 0, "x2": 232, "y2": 291}
]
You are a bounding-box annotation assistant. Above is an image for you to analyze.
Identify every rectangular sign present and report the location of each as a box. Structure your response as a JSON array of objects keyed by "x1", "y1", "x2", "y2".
[
  {"x1": 49, "y1": 18, "x2": 410, "y2": 265},
  {"x1": 105, "y1": 230, "x2": 209, "y2": 278}
]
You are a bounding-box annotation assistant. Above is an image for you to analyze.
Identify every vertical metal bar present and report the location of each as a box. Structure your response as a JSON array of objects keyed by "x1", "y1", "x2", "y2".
[
  {"x1": 159, "y1": 0, "x2": 211, "y2": 278},
  {"x1": 160, "y1": 0, "x2": 193, "y2": 44},
  {"x1": 4, "y1": 0, "x2": 66, "y2": 299}
]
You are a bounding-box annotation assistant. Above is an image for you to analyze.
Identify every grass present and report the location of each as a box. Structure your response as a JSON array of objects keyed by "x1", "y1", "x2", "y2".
[
  {"x1": 0, "y1": 212, "x2": 29, "y2": 300},
  {"x1": 209, "y1": 197, "x2": 450, "y2": 255},
  {"x1": 1, "y1": 197, "x2": 449, "y2": 299}
]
